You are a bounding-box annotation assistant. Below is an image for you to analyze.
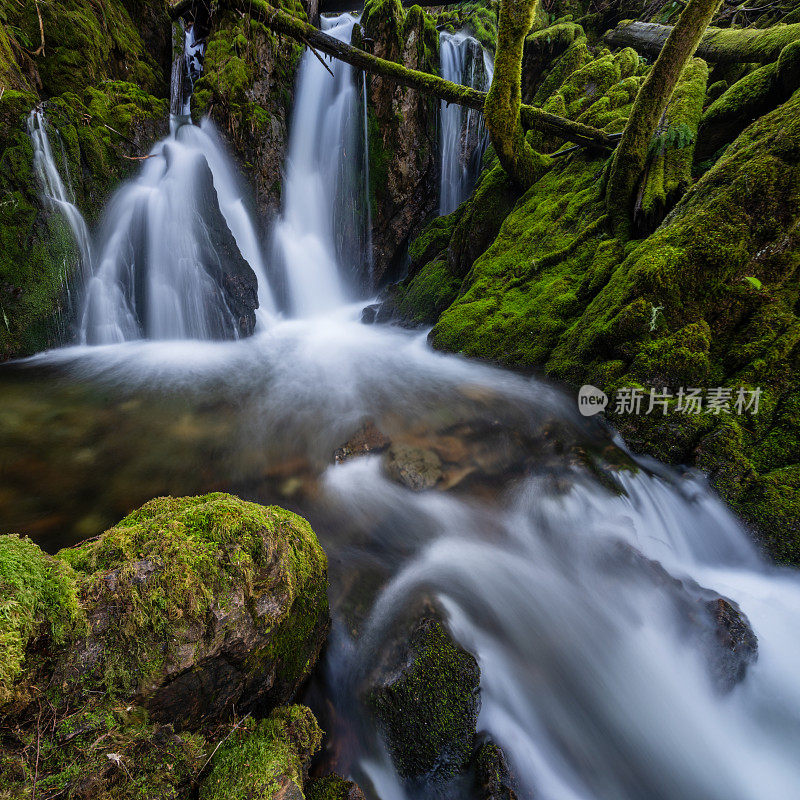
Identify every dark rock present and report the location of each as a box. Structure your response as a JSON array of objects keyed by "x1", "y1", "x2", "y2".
[
  {"x1": 706, "y1": 596, "x2": 759, "y2": 691},
  {"x1": 193, "y1": 157, "x2": 260, "y2": 338},
  {"x1": 361, "y1": 303, "x2": 380, "y2": 324},
  {"x1": 366, "y1": 616, "x2": 481, "y2": 782},
  {"x1": 473, "y1": 738, "x2": 519, "y2": 800},
  {"x1": 334, "y1": 420, "x2": 391, "y2": 463}
]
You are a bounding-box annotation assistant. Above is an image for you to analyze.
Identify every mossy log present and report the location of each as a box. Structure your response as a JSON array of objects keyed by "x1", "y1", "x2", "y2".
[
  {"x1": 182, "y1": 0, "x2": 615, "y2": 152},
  {"x1": 605, "y1": 19, "x2": 800, "y2": 63},
  {"x1": 606, "y1": 0, "x2": 721, "y2": 238}
]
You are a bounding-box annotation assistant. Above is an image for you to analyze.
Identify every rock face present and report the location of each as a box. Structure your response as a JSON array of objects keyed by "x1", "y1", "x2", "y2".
[
  {"x1": 194, "y1": 158, "x2": 260, "y2": 337},
  {"x1": 361, "y1": 0, "x2": 440, "y2": 287},
  {"x1": 366, "y1": 617, "x2": 481, "y2": 782},
  {"x1": 193, "y1": 3, "x2": 305, "y2": 220},
  {"x1": 0, "y1": 494, "x2": 330, "y2": 799}
]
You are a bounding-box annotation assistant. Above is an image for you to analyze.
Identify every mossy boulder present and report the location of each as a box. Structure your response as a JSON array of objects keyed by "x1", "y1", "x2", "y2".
[
  {"x1": 0, "y1": 496, "x2": 330, "y2": 799},
  {"x1": 366, "y1": 617, "x2": 480, "y2": 783},
  {"x1": 305, "y1": 774, "x2": 367, "y2": 800},
  {"x1": 200, "y1": 705, "x2": 322, "y2": 800},
  {"x1": 1, "y1": 494, "x2": 329, "y2": 730}
]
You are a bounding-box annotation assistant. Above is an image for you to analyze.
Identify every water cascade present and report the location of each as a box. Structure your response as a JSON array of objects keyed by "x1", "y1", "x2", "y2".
[
  {"x1": 438, "y1": 32, "x2": 493, "y2": 215},
  {"x1": 270, "y1": 14, "x2": 370, "y2": 315},
  {"x1": 27, "y1": 109, "x2": 93, "y2": 319}
]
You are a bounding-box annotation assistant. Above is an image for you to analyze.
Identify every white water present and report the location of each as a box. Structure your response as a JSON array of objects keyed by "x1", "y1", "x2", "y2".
[
  {"x1": 12, "y1": 14, "x2": 800, "y2": 800},
  {"x1": 271, "y1": 14, "x2": 369, "y2": 316},
  {"x1": 28, "y1": 109, "x2": 93, "y2": 304},
  {"x1": 438, "y1": 32, "x2": 493, "y2": 215}
]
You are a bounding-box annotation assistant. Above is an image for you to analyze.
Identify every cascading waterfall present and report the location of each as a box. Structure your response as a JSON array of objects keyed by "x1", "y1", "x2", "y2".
[
  {"x1": 270, "y1": 14, "x2": 369, "y2": 316},
  {"x1": 438, "y1": 31, "x2": 493, "y2": 215},
  {"x1": 27, "y1": 109, "x2": 93, "y2": 319}
]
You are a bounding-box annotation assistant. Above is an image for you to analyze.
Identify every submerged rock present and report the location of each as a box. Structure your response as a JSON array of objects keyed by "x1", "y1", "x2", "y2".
[
  {"x1": 366, "y1": 616, "x2": 481, "y2": 782},
  {"x1": 383, "y1": 443, "x2": 443, "y2": 490}
]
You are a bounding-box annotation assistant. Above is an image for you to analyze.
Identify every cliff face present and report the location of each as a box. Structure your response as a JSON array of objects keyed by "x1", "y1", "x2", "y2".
[{"x1": 192, "y1": 0, "x2": 306, "y2": 219}]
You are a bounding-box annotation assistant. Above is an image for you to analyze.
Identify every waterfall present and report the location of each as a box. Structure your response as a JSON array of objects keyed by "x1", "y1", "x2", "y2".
[
  {"x1": 27, "y1": 109, "x2": 93, "y2": 305},
  {"x1": 271, "y1": 14, "x2": 369, "y2": 316},
  {"x1": 78, "y1": 119, "x2": 274, "y2": 344},
  {"x1": 438, "y1": 32, "x2": 493, "y2": 216}
]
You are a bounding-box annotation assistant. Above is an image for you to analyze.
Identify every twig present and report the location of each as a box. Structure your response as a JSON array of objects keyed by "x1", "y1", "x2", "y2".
[
  {"x1": 198, "y1": 712, "x2": 251, "y2": 775},
  {"x1": 121, "y1": 153, "x2": 156, "y2": 160},
  {"x1": 33, "y1": 0, "x2": 45, "y2": 56},
  {"x1": 301, "y1": 36, "x2": 335, "y2": 78}
]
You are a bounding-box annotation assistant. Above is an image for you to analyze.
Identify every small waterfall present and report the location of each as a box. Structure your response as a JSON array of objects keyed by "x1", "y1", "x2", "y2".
[
  {"x1": 438, "y1": 32, "x2": 493, "y2": 216},
  {"x1": 79, "y1": 119, "x2": 274, "y2": 344},
  {"x1": 271, "y1": 14, "x2": 369, "y2": 316},
  {"x1": 171, "y1": 18, "x2": 208, "y2": 116},
  {"x1": 27, "y1": 109, "x2": 93, "y2": 294}
]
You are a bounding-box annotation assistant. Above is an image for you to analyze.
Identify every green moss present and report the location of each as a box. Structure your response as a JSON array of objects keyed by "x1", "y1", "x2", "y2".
[
  {"x1": 200, "y1": 705, "x2": 322, "y2": 800},
  {"x1": 305, "y1": 775, "x2": 362, "y2": 800},
  {"x1": 57, "y1": 493, "x2": 328, "y2": 696},
  {"x1": 396, "y1": 259, "x2": 462, "y2": 324},
  {"x1": 436, "y1": 1, "x2": 499, "y2": 51},
  {"x1": 0, "y1": 535, "x2": 82, "y2": 704},
  {"x1": 368, "y1": 618, "x2": 479, "y2": 781}
]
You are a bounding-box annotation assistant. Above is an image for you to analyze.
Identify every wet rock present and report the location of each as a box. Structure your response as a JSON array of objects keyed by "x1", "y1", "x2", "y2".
[
  {"x1": 384, "y1": 443, "x2": 442, "y2": 490},
  {"x1": 4, "y1": 494, "x2": 329, "y2": 730},
  {"x1": 360, "y1": 303, "x2": 380, "y2": 324},
  {"x1": 361, "y1": 0, "x2": 440, "y2": 286},
  {"x1": 473, "y1": 738, "x2": 519, "y2": 800},
  {"x1": 366, "y1": 617, "x2": 481, "y2": 782},
  {"x1": 605, "y1": 542, "x2": 758, "y2": 692},
  {"x1": 200, "y1": 705, "x2": 322, "y2": 800},
  {"x1": 193, "y1": 158, "x2": 260, "y2": 337},
  {"x1": 305, "y1": 774, "x2": 367, "y2": 800},
  {"x1": 334, "y1": 421, "x2": 391, "y2": 464}
]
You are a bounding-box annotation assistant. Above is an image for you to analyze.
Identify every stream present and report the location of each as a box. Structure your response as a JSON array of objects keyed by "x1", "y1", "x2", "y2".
[{"x1": 4, "y1": 13, "x2": 800, "y2": 800}]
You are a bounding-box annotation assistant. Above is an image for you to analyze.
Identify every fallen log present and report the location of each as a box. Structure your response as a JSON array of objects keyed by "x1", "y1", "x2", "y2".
[
  {"x1": 604, "y1": 19, "x2": 800, "y2": 63},
  {"x1": 170, "y1": 0, "x2": 615, "y2": 151}
]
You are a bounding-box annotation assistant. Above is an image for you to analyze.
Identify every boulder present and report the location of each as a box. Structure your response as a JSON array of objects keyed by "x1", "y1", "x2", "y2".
[
  {"x1": 365, "y1": 616, "x2": 481, "y2": 782},
  {"x1": 473, "y1": 738, "x2": 519, "y2": 800},
  {"x1": 383, "y1": 443, "x2": 442, "y2": 490},
  {"x1": 305, "y1": 774, "x2": 367, "y2": 800}
]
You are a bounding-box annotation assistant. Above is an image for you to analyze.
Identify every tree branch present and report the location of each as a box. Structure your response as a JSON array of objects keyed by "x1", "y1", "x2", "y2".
[{"x1": 188, "y1": 0, "x2": 615, "y2": 151}]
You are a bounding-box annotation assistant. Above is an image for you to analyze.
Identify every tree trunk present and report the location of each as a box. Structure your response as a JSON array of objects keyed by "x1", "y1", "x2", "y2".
[
  {"x1": 484, "y1": 0, "x2": 551, "y2": 187},
  {"x1": 606, "y1": 0, "x2": 721, "y2": 238},
  {"x1": 604, "y1": 20, "x2": 800, "y2": 64},
  {"x1": 169, "y1": 0, "x2": 616, "y2": 153}
]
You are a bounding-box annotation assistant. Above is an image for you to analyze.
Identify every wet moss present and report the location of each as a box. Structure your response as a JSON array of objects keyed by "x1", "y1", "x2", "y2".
[
  {"x1": 0, "y1": 535, "x2": 82, "y2": 705},
  {"x1": 368, "y1": 618, "x2": 480, "y2": 781},
  {"x1": 200, "y1": 705, "x2": 322, "y2": 800}
]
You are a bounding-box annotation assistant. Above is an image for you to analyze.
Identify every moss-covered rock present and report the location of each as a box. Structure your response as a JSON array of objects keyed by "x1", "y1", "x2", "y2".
[
  {"x1": 50, "y1": 493, "x2": 329, "y2": 727},
  {"x1": 200, "y1": 705, "x2": 322, "y2": 800},
  {"x1": 192, "y1": 0, "x2": 305, "y2": 217},
  {"x1": 305, "y1": 774, "x2": 367, "y2": 800},
  {"x1": 0, "y1": 496, "x2": 331, "y2": 798},
  {"x1": 366, "y1": 617, "x2": 480, "y2": 782}
]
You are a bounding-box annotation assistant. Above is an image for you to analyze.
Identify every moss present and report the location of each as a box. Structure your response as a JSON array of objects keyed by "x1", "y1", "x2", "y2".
[
  {"x1": 436, "y1": 0, "x2": 500, "y2": 51},
  {"x1": 532, "y1": 37, "x2": 592, "y2": 106},
  {"x1": 305, "y1": 775, "x2": 362, "y2": 800},
  {"x1": 635, "y1": 57, "x2": 708, "y2": 233},
  {"x1": 57, "y1": 493, "x2": 328, "y2": 697},
  {"x1": 200, "y1": 705, "x2": 322, "y2": 800},
  {"x1": 368, "y1": 618, "x2": 479, "y2": 781},
  {"x1": 0, "y1": 535, "x2": 82, "y2": 704},
  {"x1": 407, "y1": 212, "x2": 461, "y2": 268},
  {"x1": 396, "y1": 259, "x2": 462, "y2": 324}
]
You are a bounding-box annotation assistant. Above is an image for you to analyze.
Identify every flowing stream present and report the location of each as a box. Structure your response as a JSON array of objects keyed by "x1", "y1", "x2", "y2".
[{"x1": 5, "y1": 14, "x2": 800, "y2": 800}]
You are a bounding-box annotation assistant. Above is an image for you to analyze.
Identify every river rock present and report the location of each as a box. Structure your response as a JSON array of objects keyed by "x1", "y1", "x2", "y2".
[
  {"x1": 383, "y1": 443, "x2": 443, "y2": 490},
  {"x1": 473, "y1": 738, "x2": 519, "y2": 800},
  {"x1": 365, "y1": 616, "x2": 481, "y2": 782}
]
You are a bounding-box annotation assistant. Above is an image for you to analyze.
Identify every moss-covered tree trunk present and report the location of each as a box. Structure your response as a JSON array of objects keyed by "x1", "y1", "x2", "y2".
[
  {"x1": 606, "y1": 0, "x2": 721, "y2": 238},
  {"x1": 484, "y1": 0, "x2": 551, "y2": 187}
]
